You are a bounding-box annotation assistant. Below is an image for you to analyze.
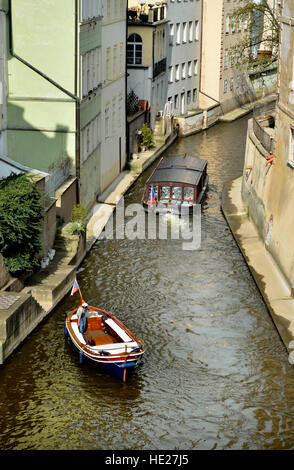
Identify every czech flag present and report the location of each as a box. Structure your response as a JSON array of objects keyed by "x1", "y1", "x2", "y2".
[
  {"x1": 150, "y1": 185, "x2": 155, "y2": 210},
  {"x1": 71, "y1": 278, "x2": 79, "y2": 296}
]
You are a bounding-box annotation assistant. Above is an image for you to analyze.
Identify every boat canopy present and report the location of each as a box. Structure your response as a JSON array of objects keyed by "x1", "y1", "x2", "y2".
[{"x1": 148, "y1": 155, "x2": 207, "y2": 186}]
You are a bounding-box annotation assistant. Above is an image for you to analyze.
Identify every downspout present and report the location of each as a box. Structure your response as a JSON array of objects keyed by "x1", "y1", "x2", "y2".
[
  {"x1": 8, "y1": 0, "x2": 81, "y2": 203},
  {"x1": 126, "y1": 1, "x2": 130, "y2": 162},
  {"x1": 75, "y1": 0, "x2": 81, "y2": 204}
]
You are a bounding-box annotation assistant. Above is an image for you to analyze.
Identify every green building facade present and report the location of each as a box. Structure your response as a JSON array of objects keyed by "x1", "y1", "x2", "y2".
[{"x1": 7, "y1": 0, "x2": 102, "y2": 210}]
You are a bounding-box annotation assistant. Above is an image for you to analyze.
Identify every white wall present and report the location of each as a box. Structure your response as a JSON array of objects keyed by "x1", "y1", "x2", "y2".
[{"x1": 101, "y1": 0, "x2": 126, "y2": 193}]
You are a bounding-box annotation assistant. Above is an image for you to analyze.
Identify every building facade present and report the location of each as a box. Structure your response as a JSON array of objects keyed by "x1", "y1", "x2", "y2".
[
  {"x1": 6, "y1": 0, "x2": 102, "y2": 211},
  {"x1": 127, "y1": 1, "x2": 168, "y2": 130},
  {"x1": 241, "y1": 0, "x2": 294, "y2": 290},
  {"x1": 100, "y1": 0, "x2": 126, "y2": 194},
  {"x1": 166, "y1": 0, "x2": 202, "y2": 115},
  {"x1": 200, "y1": 0, "x2": 250, "y2": 112}
]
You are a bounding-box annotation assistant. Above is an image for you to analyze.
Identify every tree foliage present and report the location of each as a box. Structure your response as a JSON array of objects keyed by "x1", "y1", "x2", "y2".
[
  {"x1": 230, "y1": 0, "x2": 280, "y2": 71},
  {"x1": 0, "y1": 173, "x2": 44, "y2": 274}
]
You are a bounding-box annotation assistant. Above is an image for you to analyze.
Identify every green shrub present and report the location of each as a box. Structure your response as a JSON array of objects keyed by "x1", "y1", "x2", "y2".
[
  {"x1": 71, "y1": 204, "x2": 88, "y2": 224},
  {"x1": 0, "y1": 173, "x2": 44, "y2": 274},
  {"x1": 140, "y1": 123, "x2": 155, "y2": 148}
]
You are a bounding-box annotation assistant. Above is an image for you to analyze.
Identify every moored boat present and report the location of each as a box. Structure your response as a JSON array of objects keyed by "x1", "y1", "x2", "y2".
[
  {"x1": 142, "y1": 154, "x2": 209, "y2": 214},
  {"x1": 65, "y1": 304, "x2": 145, "y2": 382}
]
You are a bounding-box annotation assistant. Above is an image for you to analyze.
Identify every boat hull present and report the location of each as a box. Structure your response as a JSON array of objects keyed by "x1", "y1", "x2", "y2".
[{"x1": 65, "y1": 307, "x2": 145, "y2": 383}]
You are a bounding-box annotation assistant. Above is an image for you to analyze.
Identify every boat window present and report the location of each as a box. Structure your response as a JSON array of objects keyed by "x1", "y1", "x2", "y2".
[
  {"x1": 160, "y1": 186, "x2": 170, "y2": 199},
  {"x1": 149, "y1": 185, "x2": 158, "y2": 198},
  {"x1": 172, "y1": 186, "x2": 182, "y2": 199},
  {"x1": 184, "y1": 186, "x2": 194, "y2": 200}
]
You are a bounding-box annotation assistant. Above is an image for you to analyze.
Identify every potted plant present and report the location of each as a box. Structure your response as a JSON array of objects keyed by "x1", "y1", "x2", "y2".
[{"x1": 139, "y1": 13, "x2": 148, "y2": 22}]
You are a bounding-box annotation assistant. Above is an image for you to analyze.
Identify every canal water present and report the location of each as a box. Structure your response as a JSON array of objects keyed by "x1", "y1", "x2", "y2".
[{"x1": 1, "y1": 115, "x2": 294, "y2": 451}]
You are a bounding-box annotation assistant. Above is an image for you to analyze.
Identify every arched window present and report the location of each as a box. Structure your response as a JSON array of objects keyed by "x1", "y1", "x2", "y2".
[{"x1": 127, "y1": 34, "x2": 142, "y2": 65}]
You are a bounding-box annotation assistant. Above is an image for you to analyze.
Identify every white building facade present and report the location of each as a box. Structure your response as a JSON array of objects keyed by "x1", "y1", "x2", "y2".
[
  {"x1": 101, "y1": 0, "x2": 126, "y2": 193},
  {"x1": 166, "y1": 0, "x2": 202, "y2": 115}
]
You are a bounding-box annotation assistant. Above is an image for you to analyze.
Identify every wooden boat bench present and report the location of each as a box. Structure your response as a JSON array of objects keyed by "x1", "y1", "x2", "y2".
[{"x1": 84, "y1": 316, "x2": 117, "y2": 346}]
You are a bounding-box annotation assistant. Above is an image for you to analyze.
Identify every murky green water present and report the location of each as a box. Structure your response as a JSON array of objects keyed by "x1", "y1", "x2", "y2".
[{"x1": 1, "y1": 115, "x2": 294, "y2": 450}]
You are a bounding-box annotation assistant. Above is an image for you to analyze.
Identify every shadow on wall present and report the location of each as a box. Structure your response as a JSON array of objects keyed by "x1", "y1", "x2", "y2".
[{"x1": 7, "y1": 101, "x2": 73, "y2": 196}]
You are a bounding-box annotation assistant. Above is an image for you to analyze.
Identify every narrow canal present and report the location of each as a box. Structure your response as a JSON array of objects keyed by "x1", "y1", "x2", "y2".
[{"x1": 1, "y1": 115, "x2": 294, "y2": 451}]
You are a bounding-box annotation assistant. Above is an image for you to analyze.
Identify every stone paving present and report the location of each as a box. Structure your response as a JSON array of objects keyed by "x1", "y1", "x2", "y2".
[{"x1": 0, "y1": 293, "x2": 20, "y2": 310}]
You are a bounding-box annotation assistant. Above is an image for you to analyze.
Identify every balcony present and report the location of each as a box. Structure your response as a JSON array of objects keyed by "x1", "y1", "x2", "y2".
[
  {"x1": 128, "y1": 2, "x2": 167, "y2": 25},
  {"x1": 252, "y1": 103, "x2": 276, "y2": 154},
  {"x1": 153, "y1": 57, "x2": 166, "y2": 79}
]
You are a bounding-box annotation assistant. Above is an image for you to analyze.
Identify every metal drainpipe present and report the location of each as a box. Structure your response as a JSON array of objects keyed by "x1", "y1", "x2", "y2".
[
  {"x1": 8, "y1": 0, "x2": 81, "y2": 204},
  {"x1": 126, "y1": 1, "x2": 130, "y2": 162}
]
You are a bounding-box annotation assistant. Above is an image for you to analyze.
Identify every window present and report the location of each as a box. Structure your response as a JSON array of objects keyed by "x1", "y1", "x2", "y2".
[
  {"x1": 193, "y1": 88, "x2": 197, "y2": 102},
  {"x1": 172, "y1": 187, "x2": 182, "y2": 199},
  {"x1": 160, "y1": 186, "x2": 170, "y2": 200},
  {"x1": 81, "y1": 47, "x2": 101, "y2": 97},
  {"x1": 169, "y1": 66, "x2": 173, "y2": 83},
  {"x1": 106, "y1": 47, "x2": 111, "y2": 80},
  {"x1": 81, "y1": 0, "x2": 101, "y2": 21},
  {"x1": 119, "y1": 42, "x2": 123, "y2": 74},
  {"x1": 174, "y1": 94, "x2": 179, "y2": 108},
  {"x1": 236, "y1": 75, "x2": 240, "y2": 89},
  {"x1": 232, "y1": 18, "x2": 236, "y2": 33},
  {"x1": 169, "y1": 23, "x2": 174, "y2": 45},
  {"x1": 224, "y1": 49, "x2": 228, "y2": 67},
  {"x1": 238, "y1": 17, "x2": 242, "y2": 32},
  {"x1": 189, "y1": 21, "x2": 193, "y2": 42},
  {"x1": 230, "y1": 77, "x2": 234, "y2": 91},
  {"x1": 195, "y1": 20, "x2": 199, "y2": 40},
  {"x1": 113, "y1": 44, "x2": 118, "y2": 78},
  {"x1": 105, "y1": 106, "x2": 110, "y2": 137},
  {"x1": 184, "y1": 187, "x2": 194, "y2": 200},
  {"x1": 289, "y1": 128, "x2": 294, "y2": 163},
  {"x1": 224, "y1": 79, "x2": 228, "y2": 93},
  {"x1": 188, "y1": 61, "x2": 192, "y2": 77},
  {"x1": 106, "y1": 0, "x2": 111, "y2": 18},
  {"x1": 225, "y1": 15, "x2": 230, "y2": 34},
  {"x1": 187, "y1": 90, "x2": 191, "y2": 105},
  {"x1": 182, "y1": 22, "x2": 187, "y2": 43},
  {"x1": 112, "y1": 98, "x2": 116, "y2": 133},
  {"x1": 231, "y1": 52, "x2": 234, "y2": 66},
  {"x1": 176, "y1": 23, "x2": 181, "y2": 44},
  {"x1": 193, "y1": 59, "x2": 198, "y2": 75},
  {"x1": 120, "y1": 0, "x2": 125, "y2": 17},
  {"x1": 175, "y1": 64, "x2": 180, "y2": 81},
  {"x1": 81, "y1": 114, "x2": 101, "y2": 163},
  {"x1": 114, "y1": 0, "x2": 119, "y2": 17},
  {"x1": 244, "y1": 17, "x2": 248, "y2": 31},
  {"x1": 182, "y1": 62, "x2": 186, "y2": 79},
  {"x1": 127, "y1": 34, "x2": 142, "y2": 65}
]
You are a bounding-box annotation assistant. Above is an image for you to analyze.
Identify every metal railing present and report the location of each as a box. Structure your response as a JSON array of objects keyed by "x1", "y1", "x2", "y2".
[
  {"x1": 153, "y1": 57, "x2": 166, "y2": 79},
  {"x1": 252, "y1": 102, "x2": 276, "y2": 154}
]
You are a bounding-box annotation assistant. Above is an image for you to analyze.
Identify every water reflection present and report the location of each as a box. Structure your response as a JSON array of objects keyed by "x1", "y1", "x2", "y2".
[{"x1": 1, "y1": 115, "x2": 294, "y2": 450}]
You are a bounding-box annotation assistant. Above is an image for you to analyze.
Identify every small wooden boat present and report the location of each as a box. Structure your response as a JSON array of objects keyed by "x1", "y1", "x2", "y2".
[
  {"x1": 65, "y1": 305, "x2": 145, "y2": 382},
  {"x1": 142, "y1": 154, "x2": 209, "y2": 214}
]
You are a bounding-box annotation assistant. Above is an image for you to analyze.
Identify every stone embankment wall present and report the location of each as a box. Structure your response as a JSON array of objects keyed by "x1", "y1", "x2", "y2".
[
  {"x1": 177, "y1": 71, "x2": 277, "y2": 137},
  {"x1": 241, "y1": 106, "x2": 294, "y2": 292}
]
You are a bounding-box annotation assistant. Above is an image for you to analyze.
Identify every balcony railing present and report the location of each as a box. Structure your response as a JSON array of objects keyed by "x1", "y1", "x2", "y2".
[
  {"x1": 153, "y1": 57, "x2": 166, "y2": 79},
  {"x1": 252, "y1": 103, "x2": 276, "y2": 154}
]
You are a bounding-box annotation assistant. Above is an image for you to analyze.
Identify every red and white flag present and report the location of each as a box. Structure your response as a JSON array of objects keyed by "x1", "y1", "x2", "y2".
[{"x1": 70, "y1": 278, "x2": 79, "y2": 296}]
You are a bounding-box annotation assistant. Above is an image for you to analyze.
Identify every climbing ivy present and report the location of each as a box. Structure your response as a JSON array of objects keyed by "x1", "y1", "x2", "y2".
[{"x1": 0, "y1": 173, "x2": 44, "y2": 274}]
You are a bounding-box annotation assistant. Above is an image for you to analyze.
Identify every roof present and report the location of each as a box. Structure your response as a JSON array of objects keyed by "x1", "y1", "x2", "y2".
[{"x1": 148, "y1": 155, "x2": 208, "y2": 186}]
